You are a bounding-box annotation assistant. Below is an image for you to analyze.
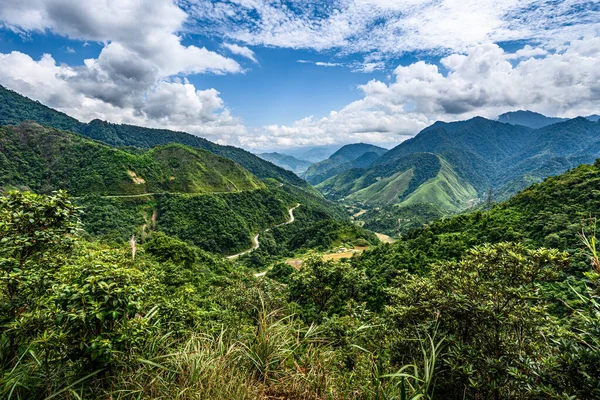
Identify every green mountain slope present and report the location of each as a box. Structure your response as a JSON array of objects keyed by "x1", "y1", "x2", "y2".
[
  {"x1": 356, "y1": 158, "x2": 600, "y2": 277},
  {"x1": 321, "y1": 153, "x2": 477, "y2": 211},
  {"x1": 257, "y1": 152, "x2": 313, "y2": 173},
  {"x1": 320, "y1": 116, "x2": 600, "y2": 227},
  {"x1": 0, "y1": 85, "x2": 306, "y2": 188},
  {"x1": 304, "y1": 143, "x2": 387, "y2": 185},
  {"x1": 0, "y1": 123, "x2": 264, "y2": 195}
]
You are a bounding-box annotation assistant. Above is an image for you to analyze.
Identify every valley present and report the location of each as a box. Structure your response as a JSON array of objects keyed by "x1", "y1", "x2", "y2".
[
  {"x1": 2, "y1": 86, "x2": 600, "y2": 400},
  {"x1": 228, "y1": 202, "x2": 300, "y2": 259}
]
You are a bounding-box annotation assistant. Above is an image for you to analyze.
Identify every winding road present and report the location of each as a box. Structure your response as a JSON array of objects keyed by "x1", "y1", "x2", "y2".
[{"x1": 227, "y1": 203, "x2": 300, "y2": 260}]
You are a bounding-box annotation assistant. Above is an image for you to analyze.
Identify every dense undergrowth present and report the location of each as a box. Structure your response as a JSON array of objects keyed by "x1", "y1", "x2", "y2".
[{"x1": 1, "y1": 186, "x2": 600, "y2": 399}]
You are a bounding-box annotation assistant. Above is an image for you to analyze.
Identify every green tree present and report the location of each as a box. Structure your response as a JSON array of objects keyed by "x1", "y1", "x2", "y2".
[
  {"x1": 387, "y1": 243, "x2": 569, "y2": 399},
  {"x1": 288, "y1": 257, "x2": 367, "y2": 321},
  {"x1": 0, "y1": 191, "x2": 79, "y2": 367}
]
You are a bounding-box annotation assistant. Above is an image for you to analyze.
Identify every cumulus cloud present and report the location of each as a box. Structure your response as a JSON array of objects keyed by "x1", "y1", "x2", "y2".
[
  {"x1": 240, "y1": 38, "x2": 600, "y2": 149},
  {"x1": 1, "y1": 0, "x2": 240, "y2": 76},
  {"x1": 0, "y1": 0, "x2": 246, "y2": 141},
  {"x1": 508, "y1": 45, "x2": 548, "y2": 59},
  {"x1": 0, "y1": 51, "x2": 247, "y2": 143},
  {"x1": 1, "y1": 0, "x2": 600, "y2": 151}
]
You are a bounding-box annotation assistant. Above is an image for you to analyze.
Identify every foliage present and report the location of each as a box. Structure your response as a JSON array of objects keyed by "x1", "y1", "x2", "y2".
[
  {"x1": 288, "y1": 257, "x2": 368, "y2": 321},
  {"x1": 358, "y1": 203, "x2": 446, "y2": 237},
  {"x1": 0, "y1": 123, "x2": 263, "y2": 195},
  {"x1": 0, "y1": 84, "x2": 307, "y2": 188},
  {"x1": 3, "y1": 164, "x2": 600, "y2": 399},
  {"x1": 0, "y1": 191, "x2": 79, "y2": 370},
  {"x1": 387, "y1": 243, "x2": 569, "y2": 398}
]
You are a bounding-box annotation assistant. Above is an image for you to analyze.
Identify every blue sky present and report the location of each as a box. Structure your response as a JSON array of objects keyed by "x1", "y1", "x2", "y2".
[{"x1": 0, "y1": 1, "x2": 599, "y2": 151}]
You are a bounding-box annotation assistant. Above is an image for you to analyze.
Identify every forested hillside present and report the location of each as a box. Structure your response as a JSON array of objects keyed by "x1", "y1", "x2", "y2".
[
  {"x1": 0, "y1": 123, "x2": 264, "y2": 195},
  {"x1": 0, "y1": 85, "x2": 306, "y2": 187},
  {"x1": 356, "y1": 159, "x2": 600, "y2": 278},
  {"x1": 320, "y1": 116, "x2": 600, "y2": 234},
  {"x1": 2, "y1": 149, "x2": 599, "y2": 399},
  {"x1": 0, "y1": 120, "x2": 372, "y2": 256},
  {"x1": 303, "y1": 143, "x2": 387, "y2": 185}
]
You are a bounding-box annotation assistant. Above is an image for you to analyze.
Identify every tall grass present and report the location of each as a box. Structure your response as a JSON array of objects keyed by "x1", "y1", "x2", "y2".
[{"x1": 99, "y1": 304, "x2": 443, "y2": 400}]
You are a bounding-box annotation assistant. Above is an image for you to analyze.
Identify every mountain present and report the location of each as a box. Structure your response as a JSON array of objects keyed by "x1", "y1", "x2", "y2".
[
  {"x1": 303, "y1": 143, "x2": 387, "y2": 185},
  {"x1": 318, "y1": 152, "x2": 477, "y2": 211},
  {"x1": 498, "y1": 110, "x2": 568, "y2": 129},
  {"x1": 0, "y1": 122, "x2": 264, "y2": 196},
  {"x1": 0, "y1": 85, "x2": 306, "y2": 188},
  {"x1": 257, "y1": 152, "x2": 313, "y2": 173},
  {"x1": 358, "y1": 157, "x2": 600, "y2": 273},
  {"x1": 319, "y1": 116, "x2": 600, "y2": 225},
  {"x1": 498, "y1": 110, "x2": 600, "y2": 128},
  {"x1": 0, "y1": 121, "x2": 376, "y2": 257},
  {"x1": 586, "y1": 114, "x2": 600, "y2": 122},
  {"x1": 283, "y1": 144, "x2": 341, "y2": 163}
]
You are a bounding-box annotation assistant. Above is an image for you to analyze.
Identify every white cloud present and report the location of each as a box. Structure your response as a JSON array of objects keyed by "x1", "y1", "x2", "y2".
[
  {"x1": 241, "y1": 38, "x2": 600, "y2": 149},
  {"x1": 512, "y1": 45, "x2": 548, "y2": 59},
  {"x1": 315, "y1": 62, "x2": 342, "y2": 67},
  {"x1": 223, "y1": 43, "x2": 258, "y2": 63},
  {"x1": 0, "y1": 0, "x2": 241, "y2": 76},
  {"x1": 185, "y1": 0, "x2": 600, "y2": 57},
  {"x1": 0, "y1": 0, "x2": 247, "y2": 142},
  {"x1": 297, "y1": 60, "x2": 343, "y2": 67},
  {"x1": 1, "y1": 0, "x2": 600, "y2": 152},
  {"x1": 0, "y1": 51, "x2": 247, "y2": 142}
]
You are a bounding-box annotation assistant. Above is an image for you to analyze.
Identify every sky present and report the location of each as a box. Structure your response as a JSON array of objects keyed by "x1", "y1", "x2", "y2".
[{"x1": 0, "y1": 1, "x2": 599, "y2": 152}]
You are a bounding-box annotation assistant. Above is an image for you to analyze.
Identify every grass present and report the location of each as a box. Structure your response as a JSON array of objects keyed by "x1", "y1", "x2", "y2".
[
  {"x1": 399, "y1": 157, "x2": 477, "y2": 212},
  {"x1": 72, "y1": 300, "x2": 441, "y2": 400}
]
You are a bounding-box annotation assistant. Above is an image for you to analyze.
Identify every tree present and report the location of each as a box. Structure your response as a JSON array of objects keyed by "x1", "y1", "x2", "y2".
[
  {"x1": 288, "y1": 257, "x2": 367, "y2": 321},
  {"x1": 0, "y1": 191, "x2": 79, "y2": 367},
  {"x1": 386, "y1": 242, "x2": 569, "y2": 399}
]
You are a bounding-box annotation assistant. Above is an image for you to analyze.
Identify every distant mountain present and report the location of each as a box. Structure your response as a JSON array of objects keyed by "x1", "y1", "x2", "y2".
[
  {"x1": 498, "y1": 110, "x2": 568, "y2": 129},
  {"x1": 283, "y1": 145, "x2": 341, "y2": 163},
  {"x1": 257, "y1": 152, "x2": 313, "y2": 174},
  {"x1": 587, "y1": 114, "x2": 600, "y2": 122},
  {"x1": 0, "y1": 122, "x2": 264, "y2": 196},
  {"x1": 498, "y1": 110, "x2": 600, "y2": 129},
  {"x1": 319, "y1": 116, "x2": 600, "y2": 217},
  {"x1": 303, "y1": 143, "x2": 387, "y2": 185},
  {"x1": 0, "y1": 85, "x2": 306, "y2": 188}
]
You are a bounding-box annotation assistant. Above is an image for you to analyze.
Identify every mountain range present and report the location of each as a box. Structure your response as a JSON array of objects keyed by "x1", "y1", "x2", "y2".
[
  {"x1": 0, "y1": 85, "x2": 374, "y2": 256},
  {"x1": 318, "y1": 115, "x2": 600, "y2": 219},
  {"x1": 0, "y1": 85, "x2": 306, "y2": 189},
  {"x1": 257, "y1": 152, "x2": 313, "y2": 173},
  {"x1": 303, "y1": 143, "x2": 388, "y2": 185},
  {"x1": 498, "y1": 110, "x2": 600, "y2": 129}
]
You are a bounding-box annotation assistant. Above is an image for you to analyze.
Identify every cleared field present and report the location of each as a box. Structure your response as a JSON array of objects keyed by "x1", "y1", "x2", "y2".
[
  {"x1": 322, "y1": 246, "x2": 368, "y2": 261},
  {"x1": 375, "y1": 232, "x2": 395, "y2": 243}
]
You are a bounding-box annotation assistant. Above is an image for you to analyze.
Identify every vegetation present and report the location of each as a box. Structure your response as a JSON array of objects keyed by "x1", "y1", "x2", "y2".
[
  {"x1": 0, "y1": 85, "x2": 307, "y2": 187},
  {"x1": 304, "y1": 143, "x2": 387, "y2": 185},
  {"x1": 318, "y1": 116, "x2": 600, "y2": 226},
  {"x1": 3, "y1": 85, "x2": 600, "y2": 399},
  {"x1": 0, "y1": 123, "x2": 263, "y2": 195},
  {"x1": 357, "y1": 203, "x2": 446, "y2": 237},
  {"x1": 3, "y1": 153, "x2": 600, "y2": 398}
]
